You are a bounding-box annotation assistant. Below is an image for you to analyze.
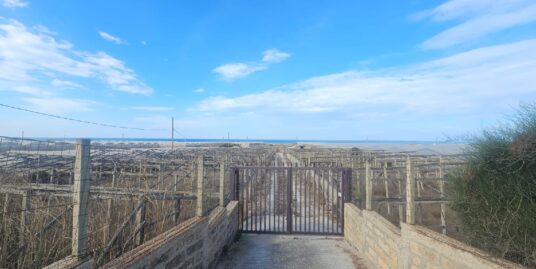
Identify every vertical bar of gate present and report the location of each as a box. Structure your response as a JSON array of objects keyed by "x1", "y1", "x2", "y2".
[
  {"x1": 320, "y1": 168, "x2": 329, "y2": 233},
  {"x1": 287, "y1": 167, "x2": 292, "y2": 234},
  {"x1": 305, "y1": 169, "x2": 309, "y2": 233},
  {"x1": 313, "y1": 166, "x2": 316, "y2": 232}
]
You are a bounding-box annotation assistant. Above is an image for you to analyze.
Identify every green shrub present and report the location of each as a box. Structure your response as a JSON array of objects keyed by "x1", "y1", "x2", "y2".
[{"x1": 447, "y1": 104, "x2": 536, "y2": 267}]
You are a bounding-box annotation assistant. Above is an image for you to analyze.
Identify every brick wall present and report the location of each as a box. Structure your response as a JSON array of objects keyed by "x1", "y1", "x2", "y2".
[
  {"x1": 102, "y1": 201, "x2": 239, "y2": 269},
  {"x1": 344, "y1": 203, "x2": 527, "y2": 269}
]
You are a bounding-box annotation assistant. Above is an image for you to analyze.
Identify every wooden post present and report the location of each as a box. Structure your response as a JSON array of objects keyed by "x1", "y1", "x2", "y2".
[
  {"x1": 158, "y1": 164, "x2": 163, "y2": 190},
  {"x1": 439, "y1": 156, "x2": 447, "y2": 234},
  {"x1": 174, "y1": 174, "x2": 181, "y2": 224},
  {"x1": 49, "y1": 168, "x2": 55, "y2": 184},
  {"x1": 365, "y1": 160, "x2": 372, "y2": 210},
  {"x1": 1, "y1": 194, "x2": 8, "y2": 265},
  {"x1": 72, "y1": 139, "x2": 91, "y2": 259},
  {"x1": 397, "y1": 179, "x2": 404, "y2": 223},
  {"x1": 196, "y1": 155, "x2": 205, "y2": 217},
  {"x1": 14, "y1": 193, "x2": 26, "y2": 266},
  {"x1": 103, "y1": 166, "x2": 117, "y2": 243},
  {"x1": 384, "y1": 163, "x2": 390, "y2": 215},
  {"x1": 135, "y1": 198, "x2": 146, "y2": 245},
  {"x1": 406, "y1": 156, "x2": 415, "y2": 224},
  {"x1": 19, "y1": 191, "x2": 30, "y2": 250},
  {"x1": 219, "y1": 160, "x2": 225, "y2": 207}
]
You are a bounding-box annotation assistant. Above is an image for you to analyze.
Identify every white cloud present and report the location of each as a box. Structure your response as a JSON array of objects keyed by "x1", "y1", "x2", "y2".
[
  {"x1": 197, "y1": 39, "x2": 536, "y2": 117},
  {"x1": 23, "y1": 97, "x2": 95, "y2": 114},
  {"x1": 213, "y1": 48, "x2": 290, "y2": 81},
  {"x1": 213, "y1": 63, "x2": 266, "y2": 81},
  {"x1": 415, "y1": 0, "x2": 536, "y2": 49},
  {"x1": 194, "y1": 88, "x2": 205, "y2": 93},
  {"x1": 131, "y1": 106, "x2": 173, "y2": 112},
  {"x1": 51, "y1": 78, "x2": 83, "y2": 89},
  {"x1": 0, "y1": 19, "x2": 153, "y2": 95},
  {"x1": 98, "y1": 31, "x2": 127, "y2": 45},
  {"x1": 140, "y1": 40, "x2": 147, "y2": 46},
  {"x1": 2, "y1": 0, "x2": 28, "y2": 8},
  {"x1": 262, "y1": 49, "x2": 291, "y2": 63}
]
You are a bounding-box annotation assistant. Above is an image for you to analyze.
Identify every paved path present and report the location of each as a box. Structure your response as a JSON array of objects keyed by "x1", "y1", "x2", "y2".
[{"x1": 216, "y1": 234, "x2": 369, "y2": 269}]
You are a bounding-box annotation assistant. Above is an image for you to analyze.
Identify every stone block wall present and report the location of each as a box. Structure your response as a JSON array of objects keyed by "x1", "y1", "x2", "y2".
[
  {"x1": 103, "y1": 201, "x2": 238, "y2": 269},
  {"x1": 344, "y1": 203, "x2": 527, "y2": 269},
  {"x1": 344, "y1": 203, "x2": 400, "y2": 269}
]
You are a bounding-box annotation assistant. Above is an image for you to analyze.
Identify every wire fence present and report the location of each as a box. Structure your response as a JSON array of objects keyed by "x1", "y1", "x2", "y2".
[
  {"x1": 0, "y1": 136, "x2": 275, "y2": 268},
  {"x1": 288, "y1": 147, "x2": 468, "y2": 239}
]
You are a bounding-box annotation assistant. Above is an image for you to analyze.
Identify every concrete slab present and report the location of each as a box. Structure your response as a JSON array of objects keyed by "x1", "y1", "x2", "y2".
[{"x1": 216, "y1": 234, "x2": 370, "y2": 269}]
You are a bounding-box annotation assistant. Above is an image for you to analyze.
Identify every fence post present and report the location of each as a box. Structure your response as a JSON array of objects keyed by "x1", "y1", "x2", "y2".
[
  {"x1": 406, "y1": 156, "x2": 415, "y2": 225},
  {"x1": 384, "y1": 162, "x2": 390, "y2": 215},
  {"x1": 219, "y1": 160, "x2": 225, "y2": 207},
  {"x1": 196, "y1": 155, "x2": 205, "y2": 217},
  {"x1": 365, "y1": 160, "x2": 372, "y2": 211},
  {"x1": 72, "y1": 139, "x2": 91, "y2": 259},
  {"x1": 232, "y1": 167, "x2": 240, "y2": 201},
  {"x1": 135, "y1": 198, "x2": 146, "y2": 245},
  {"x1": 439, "y1": 156, "x2": 447, "y2": 234},
  {"x1": 174, "y1": 174, "x2": 181, "y2": 224}
]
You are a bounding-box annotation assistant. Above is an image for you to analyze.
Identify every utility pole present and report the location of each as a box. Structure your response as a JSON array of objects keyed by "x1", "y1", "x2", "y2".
[{"x1": 171, "y1": 117, "x2": 174, "y2": 151}]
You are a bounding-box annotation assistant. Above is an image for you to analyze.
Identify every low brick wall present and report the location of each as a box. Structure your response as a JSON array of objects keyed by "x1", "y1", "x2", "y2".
[
  {"x1": 103, "y1": 201, "x2": 238, "y2": 269},
  {"x1": 344, "y1": 203, "x2": 526, "y2": 269}
]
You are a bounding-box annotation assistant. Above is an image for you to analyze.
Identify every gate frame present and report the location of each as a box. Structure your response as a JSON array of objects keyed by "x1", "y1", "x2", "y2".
[{"x1": 231, "y1": 166, "x2": 352, "y2": 235}]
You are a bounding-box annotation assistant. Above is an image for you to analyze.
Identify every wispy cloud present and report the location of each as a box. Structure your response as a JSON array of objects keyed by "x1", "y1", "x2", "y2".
[
  {"x1": 194, "y1": 88, "x2": 205, "y2": 93},
  {"x1": 23, "y1": 97, "x2": 95, "y2": 114},
  {"x1": 213, "y1": 49, "x2": 291, "y2": 81},
  {"x1": 51, "y1": 78, "x2": 84, "y2": 89},
  {"x1": 131, "y1": 106, "x2": 173, "y2": 112},
  {"x1": 213, "y1": 63, "x2": 266, "y2": 81},
  {"x1": 415, "y1": 0, "x2": 536, "y2": 49},
  {"x1": 262, "y1": 49, "x2": 291, "y2": 63},
  {"x1": 0, "y1": 19, "x2": 153, "y2": 95},
  {"x1": 198, "y1": 39, "x2": 536, "y2": 117},
  {"x1": 98, "y1": 31, "x2": 127, "y2": 45},
  {"x1": 2, "y1": 0, "x2": 28, "y2": 8}
]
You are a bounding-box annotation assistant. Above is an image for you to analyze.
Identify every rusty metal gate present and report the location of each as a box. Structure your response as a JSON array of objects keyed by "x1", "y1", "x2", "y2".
[{"x1": 231, "y1": 167, "x2": 352, "y2": 235}]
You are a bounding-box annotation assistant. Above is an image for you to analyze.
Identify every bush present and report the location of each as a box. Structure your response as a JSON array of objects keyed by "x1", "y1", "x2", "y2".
[{"x1": 447, "y1": 104, "x2": 536, "y2": 267}]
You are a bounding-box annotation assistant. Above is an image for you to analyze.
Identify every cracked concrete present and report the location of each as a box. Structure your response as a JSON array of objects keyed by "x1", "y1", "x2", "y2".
[{"x1": 216, "y1": 234, "x2": 370, "y2": 269}]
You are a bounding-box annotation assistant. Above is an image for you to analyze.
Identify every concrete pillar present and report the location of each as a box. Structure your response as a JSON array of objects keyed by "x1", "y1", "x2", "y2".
[
  {"x1": 196, "y1": 155, "x2": 205, "y2": 217},
  {"x1": 365, "y1": 160, "x2": 372, "y2": 211},
  {"x1": 219, "y1": 160, "x2": 225, "y2": 207},
  {"x1": 72, "y1": 139, "x2": 91, "y2": 259},
  {"x1": 406, "y1": 156, "x2": 415, "y2": 225}
]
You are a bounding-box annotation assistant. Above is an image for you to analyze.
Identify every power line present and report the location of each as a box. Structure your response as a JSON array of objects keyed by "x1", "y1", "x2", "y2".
[{"x1": 0, "y1": 103, "x2": 166, "y2": 131}]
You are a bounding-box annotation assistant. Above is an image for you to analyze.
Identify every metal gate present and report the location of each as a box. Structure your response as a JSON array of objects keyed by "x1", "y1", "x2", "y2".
[{"x1": 231, "y1": 167, "x2": 352, "y2": 235}]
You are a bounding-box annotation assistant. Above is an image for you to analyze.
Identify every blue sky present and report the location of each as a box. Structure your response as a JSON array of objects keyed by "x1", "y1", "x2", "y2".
[{"x1": 0, "y1": 0, "x2": 535, "y2": 140}]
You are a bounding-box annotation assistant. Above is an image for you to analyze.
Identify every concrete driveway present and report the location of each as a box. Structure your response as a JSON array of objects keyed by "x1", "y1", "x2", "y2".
[{"x1": 216, "y1": 234, "x2": 369, "y2": 269}]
